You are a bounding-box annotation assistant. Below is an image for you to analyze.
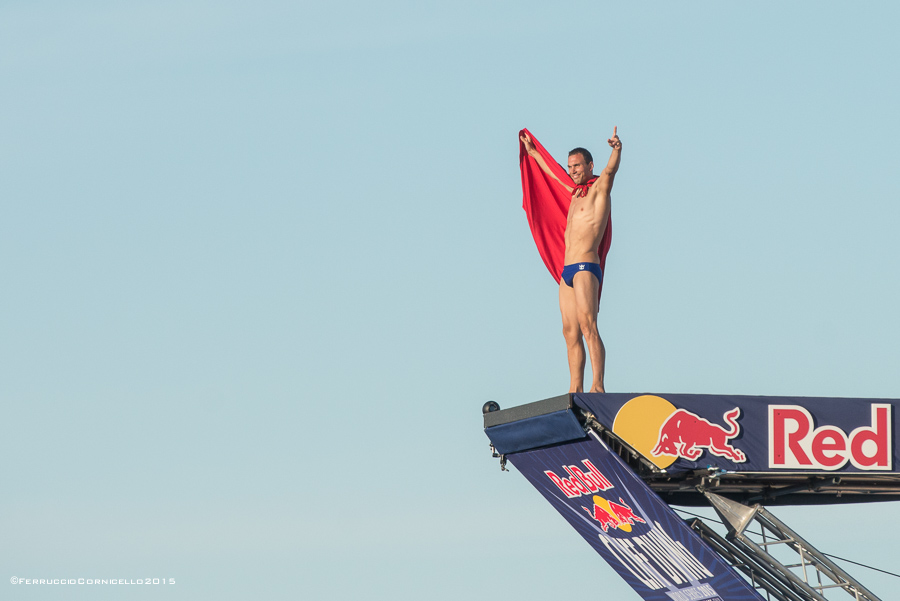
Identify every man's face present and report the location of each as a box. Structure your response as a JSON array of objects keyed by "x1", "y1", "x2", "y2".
[{"x1": 568, "y1": 153, "x2": 593, "y2": 185}]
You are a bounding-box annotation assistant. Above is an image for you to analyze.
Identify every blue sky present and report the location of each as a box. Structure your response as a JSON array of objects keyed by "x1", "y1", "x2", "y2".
[{"x1": 3, "y1": 1, "x2": 900, "y2": 599}]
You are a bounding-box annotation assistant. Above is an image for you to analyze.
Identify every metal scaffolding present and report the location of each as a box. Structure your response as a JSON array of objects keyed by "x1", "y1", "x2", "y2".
[{"x1": 688, "y1": 492, "x2": 882, "y2": 601}]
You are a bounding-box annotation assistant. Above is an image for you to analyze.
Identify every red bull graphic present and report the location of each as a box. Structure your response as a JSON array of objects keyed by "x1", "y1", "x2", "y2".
[
  {"x1": 583, "y1": 495, "x2": 647, "y2": 532},
  {"x1": 608, "y1": 395, "x2": 746, "y2": 468},
  {"x1": 652, "y1": 407, "x2": 746, "y2": 463},
  {"x1": 544, "y1": 459, "x2": 614, "y2": 499},
  {"x1": 573, "y1": 392, "x2": 900, "y2": 475},
  {"x1": 505, "y1": 432, "x2": 764, "y2": 600},
  {"x1": 769, "y1": 403, "x2": 892, "y2": 470}
]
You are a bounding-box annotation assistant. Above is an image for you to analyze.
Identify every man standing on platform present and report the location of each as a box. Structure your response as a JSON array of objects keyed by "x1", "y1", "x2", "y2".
[{"x1": 520, "y1": 128, "x2": 622, "y2": 393}]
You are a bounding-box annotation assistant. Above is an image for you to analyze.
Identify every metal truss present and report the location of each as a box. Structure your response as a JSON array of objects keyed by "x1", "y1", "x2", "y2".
[{"x1": 687, "y1": 492, "x2": 881, "y2": 601}]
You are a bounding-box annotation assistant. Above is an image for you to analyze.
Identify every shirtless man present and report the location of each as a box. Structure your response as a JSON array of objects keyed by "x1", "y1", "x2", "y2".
[{"x1": 521, "y1": 128, "x2": 622, "y2": 393}]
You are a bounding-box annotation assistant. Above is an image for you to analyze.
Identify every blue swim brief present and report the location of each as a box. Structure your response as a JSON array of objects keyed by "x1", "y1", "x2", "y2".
[{"x1": 561, "y1": 262, "x2": 603, "y2": 287}]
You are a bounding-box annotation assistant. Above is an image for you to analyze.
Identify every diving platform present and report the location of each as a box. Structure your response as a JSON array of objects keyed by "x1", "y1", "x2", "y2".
[{"x1": 483, "y1": 392, "x2": 897, "y2": 601}]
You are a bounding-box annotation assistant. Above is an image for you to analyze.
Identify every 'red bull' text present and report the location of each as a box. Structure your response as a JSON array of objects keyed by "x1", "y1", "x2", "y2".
[
  {"x1": 769, "y1": 404, "x2": 892, "y2": 470},
  {"x1": 544, "y1": 459, "x2": 614, "y2": 498}
]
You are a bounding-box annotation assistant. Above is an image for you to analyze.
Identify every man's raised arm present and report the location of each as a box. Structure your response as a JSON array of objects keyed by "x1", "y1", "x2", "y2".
[
  {"x1": 600, "y1": 126, "x2": 622, "y2": 185},
  {"x1": 521, "y1": 132, "x2": 574, "y2": 194}
]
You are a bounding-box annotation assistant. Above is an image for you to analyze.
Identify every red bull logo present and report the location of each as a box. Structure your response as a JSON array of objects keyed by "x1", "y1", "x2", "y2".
[
  {"x1": 769, "y1": 404, "x2": 891, "y2": 470},
  {"x1": 582, "y1": 495, "x2": 646, "y2": 533},
  {"x1": 652, "y1": 407, "x2": 746, "y2": 463},
  {"x1": 544, "y1": 459, "x2": 613, "y2": 499},
  {"x1": 611, "y1": 395, "x2": 747, "y2": 468}
]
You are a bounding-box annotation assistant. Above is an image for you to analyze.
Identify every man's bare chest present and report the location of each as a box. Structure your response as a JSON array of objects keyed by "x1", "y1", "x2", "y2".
[{"x1": 567, "y1": 195, "x2": 599, "y2": 221}]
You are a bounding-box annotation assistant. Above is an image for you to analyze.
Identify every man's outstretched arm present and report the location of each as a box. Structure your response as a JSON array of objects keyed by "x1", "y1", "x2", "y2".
[
  {"x1": 600, "y1": 126, "x2": 622, "y2": 187},
  {"x1": 521, "y1": 132, "x2": 574, "y2": 194}
]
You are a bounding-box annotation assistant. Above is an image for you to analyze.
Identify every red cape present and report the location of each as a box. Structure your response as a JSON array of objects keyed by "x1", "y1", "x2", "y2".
[{"x1": 519, "y1": 128, "x2": 612, "y2": 299}]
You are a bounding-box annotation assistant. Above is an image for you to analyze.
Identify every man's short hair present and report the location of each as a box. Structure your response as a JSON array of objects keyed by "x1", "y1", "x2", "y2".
[{"x1": 568, "y1": 147, "x2": 593, "y2": 164}]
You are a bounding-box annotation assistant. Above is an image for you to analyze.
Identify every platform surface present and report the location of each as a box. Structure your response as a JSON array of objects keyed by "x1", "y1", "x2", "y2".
[{"x1": 485, "y1": 392, "x2": 900, "y2": 505}]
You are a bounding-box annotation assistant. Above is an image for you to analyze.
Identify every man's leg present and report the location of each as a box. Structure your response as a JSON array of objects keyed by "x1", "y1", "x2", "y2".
[
  {"x1": 572, "y1": 271, "x2": 606, "y2": 393},
  {"x1": 559, "y1": 282, "x2": 585, "y2": 393}
]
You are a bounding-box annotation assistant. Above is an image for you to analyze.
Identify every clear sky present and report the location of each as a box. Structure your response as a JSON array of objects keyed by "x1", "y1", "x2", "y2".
[{"x1": 3, "y1": 1, "x2": 900, "y2": 599}]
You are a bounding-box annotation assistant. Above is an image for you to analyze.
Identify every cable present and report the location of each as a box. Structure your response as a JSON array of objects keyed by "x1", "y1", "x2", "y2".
[{"x1": 817, "y1": 554, "x2": 900, "y2": 579}]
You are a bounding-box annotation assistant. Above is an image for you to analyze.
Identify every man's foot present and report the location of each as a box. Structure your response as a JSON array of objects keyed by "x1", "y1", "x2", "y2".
[{"x1": 589, "y1": 385, "x2": 605, "y2": 393}]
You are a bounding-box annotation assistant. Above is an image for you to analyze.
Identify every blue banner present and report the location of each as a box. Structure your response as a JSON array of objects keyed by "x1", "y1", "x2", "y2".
[
  {"x1": 573, "y1": 393, "x2": 898, "y2": 474},
  {"x1": 508, "y1": 431, "x2": 763, "y2": 601}
]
